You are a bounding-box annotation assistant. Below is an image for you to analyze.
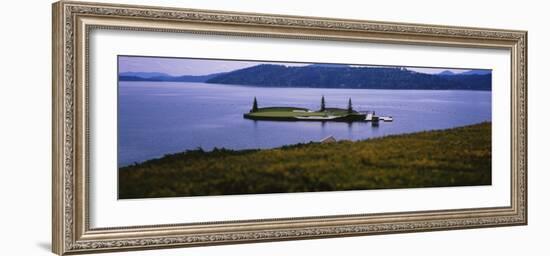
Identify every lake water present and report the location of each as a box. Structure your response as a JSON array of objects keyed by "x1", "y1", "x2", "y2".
[{"x1": 118, "y1": 82, "x2": 491, "y2": 167}]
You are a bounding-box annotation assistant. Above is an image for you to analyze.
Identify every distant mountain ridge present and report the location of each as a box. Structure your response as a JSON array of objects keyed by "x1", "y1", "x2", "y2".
[
  {"x1": 205, "y1": 64, "x2": 492, "y2": 91},
  {"x1": 459, "y1": 70, "x2": 492, "y2": 75},
  {"x1": 119, "y1": 72, "x2": 225, "y2": 82},
  {"x1": 437, "y1": 70, "x2": 491, "y2": 76},
  {"x1": 438, "y1": 70, "x2": 456, "y2": 76},
  {"x1": 119, "y1": 65, "x2": 492, "y2": 91},
  {"x1": 119, "y1": 72, "x2": 169, "y2": 78},
  {"x1": 307, "y1": 63, "x2": 351, "y2": 68}
]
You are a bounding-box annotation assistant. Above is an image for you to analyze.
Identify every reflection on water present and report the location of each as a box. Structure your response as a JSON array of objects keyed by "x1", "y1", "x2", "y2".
[{"x1": 118, "y1": 82, "x2": 491, "y2": 166}]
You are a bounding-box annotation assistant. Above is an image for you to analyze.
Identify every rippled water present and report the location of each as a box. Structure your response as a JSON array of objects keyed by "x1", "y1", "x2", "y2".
[{"x1": 118, "y1": 82, "x2": 491, "y2": 167}]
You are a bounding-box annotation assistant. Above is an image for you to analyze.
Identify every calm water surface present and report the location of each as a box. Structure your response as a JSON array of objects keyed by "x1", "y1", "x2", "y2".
[{"x1": 118, "y1": 82, "x2": 491, "y2": 167}]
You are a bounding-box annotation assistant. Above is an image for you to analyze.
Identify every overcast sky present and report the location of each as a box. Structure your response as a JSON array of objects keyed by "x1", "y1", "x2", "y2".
[{"x1": 118, "y1": 56, "x2": 475, "y2": 76}]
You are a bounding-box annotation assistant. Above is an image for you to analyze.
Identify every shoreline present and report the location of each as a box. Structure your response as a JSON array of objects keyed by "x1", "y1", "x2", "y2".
[
  {"x1": 119, "y1": 121, "x2": 491, "y2": 169},
  {"x1": 119, "y1": 122, "x2": 491, "y2": 199},
  {"x1": 119, "y1": 80, "x2": 493, "y2": 92}
]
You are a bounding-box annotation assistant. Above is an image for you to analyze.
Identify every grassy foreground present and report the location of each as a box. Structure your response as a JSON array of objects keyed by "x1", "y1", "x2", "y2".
[{"x1": 119, "y1": 122, "x2": 491, "y2": 199}]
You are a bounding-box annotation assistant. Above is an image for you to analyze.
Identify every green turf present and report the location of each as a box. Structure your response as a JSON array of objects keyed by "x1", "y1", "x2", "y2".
[{"x1": 246, "y1": 107, "x2": 357, "y2": 118}]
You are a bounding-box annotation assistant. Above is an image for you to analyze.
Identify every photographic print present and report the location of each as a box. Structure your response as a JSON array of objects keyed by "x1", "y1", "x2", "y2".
[{"x1": 117, "y1": 56, "x2": 492, "y2": 199}]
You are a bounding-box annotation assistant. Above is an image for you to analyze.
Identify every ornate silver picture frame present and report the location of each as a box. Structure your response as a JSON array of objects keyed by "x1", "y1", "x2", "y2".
[{"x1": 52, "y1": 1, "x2": 527, "y2": 255}]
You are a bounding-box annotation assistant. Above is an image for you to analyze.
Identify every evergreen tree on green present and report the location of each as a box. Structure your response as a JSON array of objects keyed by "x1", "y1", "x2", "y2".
[
  {"x1": 251, "y1": 97, "x2": 259, "y2": 112},
  {"x1": 347, "y1": 98, "x2": 353, "y2": 114},
  {"x1": 320, "y1": 95, "x2": 326, "y2": 111}
]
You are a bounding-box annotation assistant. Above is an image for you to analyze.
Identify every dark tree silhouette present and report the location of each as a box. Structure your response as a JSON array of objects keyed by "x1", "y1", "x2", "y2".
[
  {"x1": 251, "y1": 97, "x2": 259, "y2": 112},
  {"x1": 347, "y1": 98, "x2": 353, "y2": 114},
  {"x1": 320, "y1": 95, "x2": 326, "y2": 111}
]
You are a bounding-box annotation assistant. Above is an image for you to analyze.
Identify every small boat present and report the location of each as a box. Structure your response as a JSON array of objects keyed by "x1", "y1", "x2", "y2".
[
  {"x1": 365, "y1": 110, "x2": 393, "y2": 123},
  {"x1": 380, "y1": 116, "x2": 393, "y2": 122}
]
